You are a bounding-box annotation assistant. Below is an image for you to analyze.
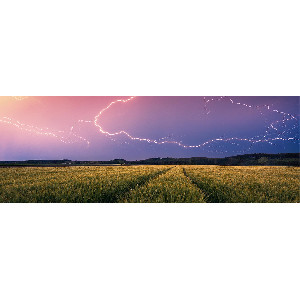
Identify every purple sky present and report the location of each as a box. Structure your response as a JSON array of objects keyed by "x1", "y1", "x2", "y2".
[{"x1": 0, "y1": 96, "x2": 299, "y2": 160}]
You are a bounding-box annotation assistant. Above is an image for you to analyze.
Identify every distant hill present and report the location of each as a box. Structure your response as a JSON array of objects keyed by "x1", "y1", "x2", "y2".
[
  {"x1": 0, "y1": 153, "x2": 299, "y2": 167},
  {"x1": 129, "y1": 153, "x2": 300, "y2": 166}
]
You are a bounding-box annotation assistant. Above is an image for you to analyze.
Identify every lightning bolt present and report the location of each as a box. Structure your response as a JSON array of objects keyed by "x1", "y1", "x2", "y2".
[
  {"x1": 0, "y1": 116, "x2": 90, "y2": 145},
  {"x1": 92, "y1": 96, "x2": 299, "y2": 149},
  {"x1": 11, "y1": 96, "x2": 29, "y2": 101},
  {"x1": 0, "y1": 96, "x2": 298, "y2": 152},
  {"x1": 0, "y1": 97, "x2": 90, "y2": 145}
]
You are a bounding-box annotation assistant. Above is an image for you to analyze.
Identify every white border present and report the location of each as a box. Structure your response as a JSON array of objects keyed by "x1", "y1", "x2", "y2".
[
  {"x1": 0, "y1": 1, "x2": 299, "y2": 300},
  {"x1": 0, "y1": 1, "x2": 299, "y2": 96},
  {"x1": 0, "y1": 204, "x2": 299, "y2": 300}
]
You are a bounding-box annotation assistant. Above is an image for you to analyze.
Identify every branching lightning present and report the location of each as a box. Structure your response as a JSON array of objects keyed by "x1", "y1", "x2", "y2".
[
  {"x1": 0, "y1": 116, "x2": 90, "y2": 145},
  {"x1": 91, "y1": 96, "x2": 299, "y2": 151},
  {"x1": 0, "y1": 96, "x2": 298, "y2": 153},
  {"x1": 0, "y1": 97, "x2": 90, "y2": 145},
  {"x1": 11, "y1": 96, "x2": 29, "y2": 101}
]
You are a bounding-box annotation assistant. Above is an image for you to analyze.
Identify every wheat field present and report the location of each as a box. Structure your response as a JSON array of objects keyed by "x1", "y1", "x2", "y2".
[{"x1": 0, "y1": 165, "x2": 299, "y2": 203}]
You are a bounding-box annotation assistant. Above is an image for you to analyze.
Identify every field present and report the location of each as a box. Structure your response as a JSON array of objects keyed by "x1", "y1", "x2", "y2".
[{"x1": 0, "y1": 165, "x2": 299, "y2": 203}]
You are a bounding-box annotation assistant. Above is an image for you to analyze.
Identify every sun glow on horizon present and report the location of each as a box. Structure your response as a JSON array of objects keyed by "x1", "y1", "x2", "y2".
[{"x1": 0, "y1": 96, "x2": 299, "y2": 161}]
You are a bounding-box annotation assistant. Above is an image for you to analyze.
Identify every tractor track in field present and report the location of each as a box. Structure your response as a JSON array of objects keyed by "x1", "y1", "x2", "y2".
[
  {"x1": 116, "y1": 167, "x2": 173, "y2": 203},
  {"x1": 182, "y1": 167, "x2": 231, "y2": 203},
  {"x1": 182, "y1": 167, "x2": 211, "y2": 203}
]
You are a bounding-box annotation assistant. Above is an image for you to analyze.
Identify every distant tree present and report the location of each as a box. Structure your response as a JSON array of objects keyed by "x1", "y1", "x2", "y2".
[{"x1": 258, "y1": 157, "x2": 268, "y2": 165}]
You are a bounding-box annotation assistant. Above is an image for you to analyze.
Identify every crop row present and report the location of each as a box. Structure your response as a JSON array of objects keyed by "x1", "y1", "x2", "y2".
[
  {"x1": 123, "y1": 166, "x2": 205, "y2": 203},
  {"x1": 0, "y1": 165, "x2": 298, "y2": 203},
  {"x1": 0, "y1": 166, "x2": 169, "y2": 203},
  {"x1": 184, "y1": 166, "x2": 300, "y2": 203}
]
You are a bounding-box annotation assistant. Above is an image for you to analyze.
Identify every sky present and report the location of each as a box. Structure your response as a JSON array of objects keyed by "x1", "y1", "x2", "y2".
[{"x1": 0, "y1": 96, "x2": 299, "y2": 161}]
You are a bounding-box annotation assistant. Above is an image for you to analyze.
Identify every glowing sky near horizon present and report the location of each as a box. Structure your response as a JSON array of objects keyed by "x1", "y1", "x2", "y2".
[{"x1": 0, "y1": 96, "x2": 299, "y2": 161}]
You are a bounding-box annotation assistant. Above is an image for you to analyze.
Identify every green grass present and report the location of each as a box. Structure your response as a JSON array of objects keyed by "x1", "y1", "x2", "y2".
[
  {"x1": 0, "y1": 166, "x2": 169, "y2": 203},
  {"x1": 0, "y1": 165, "x2": 299, "y2": 203},
  {"x1": 124, "y1": 166, "x2": 205, "y2": 203},
  {"x1": 184, "y1": 166, "x2": 300, "y2": 203}
]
